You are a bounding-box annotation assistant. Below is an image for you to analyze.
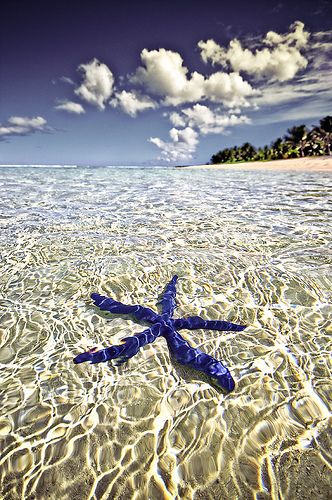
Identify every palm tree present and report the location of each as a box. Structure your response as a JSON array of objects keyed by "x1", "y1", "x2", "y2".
[
  {"x1": 211, "y1": 151, "x2": 222, "y2": 164},
  {"x1": 254, "y1": 148, "x2": 265, "y2": 161},
  {"x1": 284, "y1": 125, "x2": 310, "y2": 157},
  {"x1": 211, "y1": 147, "x2": 235, "y2": 164},
  {"x1": 270, "y1": 138, "x2": 286, "y2": 159},
  {"x1": 240, "y1": 142, "x2": 256, "y2": 161},
  {"x1": 210, "y1": 116, "x2": 331, "y2": 165},
  {"x1": 320, "y1": 115, "x2": 332, "y2": 133},
  {"x1": 310, "y1": 116, "x2": 332, "y2": 155},
  {"x1": 263, "y1": 145, "x2": 272, "y2": 160}
]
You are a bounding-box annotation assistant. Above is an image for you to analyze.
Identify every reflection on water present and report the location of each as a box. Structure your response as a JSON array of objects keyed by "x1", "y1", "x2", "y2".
[{"x1": 0, "y1": 166, "x2": 331, "y2": 499}]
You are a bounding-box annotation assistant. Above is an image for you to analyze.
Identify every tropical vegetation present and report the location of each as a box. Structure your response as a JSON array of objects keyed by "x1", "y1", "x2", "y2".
[{"x1": 210, "y1": 116, "x2": 332, "y2": 164}]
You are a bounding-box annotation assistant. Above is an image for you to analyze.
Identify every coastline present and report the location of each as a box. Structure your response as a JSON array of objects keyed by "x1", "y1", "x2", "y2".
[{"x1": 176, "y1": 156, "x2": 332, "y2": 172}]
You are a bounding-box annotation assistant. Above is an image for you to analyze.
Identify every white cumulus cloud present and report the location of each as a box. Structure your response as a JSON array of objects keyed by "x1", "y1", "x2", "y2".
[
  {"x1": 55, "y1": 101, "x2": 85, "y2": 114},
  {"x1": 132, "y1": 48, "x2": 205, "y2": 105},
  {"x1": 264, "y1": 20, "x2": 309, "y2": 48},
  {"x1": 75, "y1": 58, "x2": 114, "y2": 110},
  {"x1": 0, "y1": 116, "x2": 48, "y2": 139},
  {"x1": 168, "y1": 112, "x2": 186, "y2": 128},
  {"x1": 252, "y1": 28, "x2": 332, "y2": 123},
  {"x1": 204, "y1": 71, "x2": 254, "y2": 106},
  {"x1": 131, "y1": 47, "x2": 254, "y2": 107},
  {"x1": 169, "y1": 104, "x2": 250, "y2": 134},
  {"x1": 110, "y1": 90, "x2": 157, "y2": 117},
  {"x1": 198, "y1": 21, "x2": 309, "y2": 81},
  {"x1": 150, "y1": 126, "x2": 199, "y2": 163}
]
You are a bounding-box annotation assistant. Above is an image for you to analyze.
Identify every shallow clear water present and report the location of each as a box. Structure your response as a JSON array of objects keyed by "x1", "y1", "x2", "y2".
[{"x1": 0, "y1": 166, "x2": 331, "y2": 499}]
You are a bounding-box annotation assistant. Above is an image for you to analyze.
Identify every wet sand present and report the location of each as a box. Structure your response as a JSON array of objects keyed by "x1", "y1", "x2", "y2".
[{"x1": 177, "y1": 156, "x2": 332, "y2": 172}]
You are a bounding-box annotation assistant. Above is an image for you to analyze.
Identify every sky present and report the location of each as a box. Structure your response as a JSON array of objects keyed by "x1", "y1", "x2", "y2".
[{"x1": 0, "y1": 0, "x2": 331, "y2": 166}]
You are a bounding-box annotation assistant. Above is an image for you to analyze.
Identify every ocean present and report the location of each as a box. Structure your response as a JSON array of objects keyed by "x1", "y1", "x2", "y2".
[{"x1": 0, "y1": 165, "x2": 331, "y2": 499}]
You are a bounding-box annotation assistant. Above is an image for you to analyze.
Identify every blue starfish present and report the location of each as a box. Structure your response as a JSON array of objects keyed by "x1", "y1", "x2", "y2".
[{"x1": 74, "y1": 276, "x2": 246, "y2": 392}]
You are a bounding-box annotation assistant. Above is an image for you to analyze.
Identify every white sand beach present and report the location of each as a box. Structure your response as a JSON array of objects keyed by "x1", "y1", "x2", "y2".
[{"x1": 178, "y1": 156, "x2": 332, "y2": 172}]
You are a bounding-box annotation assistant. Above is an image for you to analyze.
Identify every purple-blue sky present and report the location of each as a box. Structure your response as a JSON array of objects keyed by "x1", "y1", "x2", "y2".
[{"x1": 1, "y1": 0, "x2": 331, "y2": 165}]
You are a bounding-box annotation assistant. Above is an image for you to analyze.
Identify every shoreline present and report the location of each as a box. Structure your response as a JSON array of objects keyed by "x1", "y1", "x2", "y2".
[{"x1": 176, "y1": 156, "x2": 332, "y2": 172}]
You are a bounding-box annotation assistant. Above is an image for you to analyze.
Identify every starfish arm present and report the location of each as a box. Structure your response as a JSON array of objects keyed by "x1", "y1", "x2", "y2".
[
  {"x1": 74, "y1": 323, "x2": 163, "y2": 365},
  {"x1": 91, "y1": 293, "x2": 159, "y2": 323},
  {"x1": 164, "y1": 329, "x2": 235, "y2": 392},
  {"x1": 161, "y1": 275, "x2": 178, "y2": 316},
  {"x1": 173, "y1": 316, "x2": 246, "y2": 332}
]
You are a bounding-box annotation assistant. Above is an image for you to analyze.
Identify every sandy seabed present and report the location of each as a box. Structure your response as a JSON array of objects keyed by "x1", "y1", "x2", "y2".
[
  {"x1": 178, "y1": 156, "x2": 332, "y2": 172},
  {"x1": 1, "y1": 164, "x2": 331, "y2": 499}
]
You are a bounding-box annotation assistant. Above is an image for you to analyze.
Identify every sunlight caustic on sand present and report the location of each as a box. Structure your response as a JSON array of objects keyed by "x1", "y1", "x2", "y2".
[{"x1": 0, "y1": 165, "x2": 331, "y2": 499}]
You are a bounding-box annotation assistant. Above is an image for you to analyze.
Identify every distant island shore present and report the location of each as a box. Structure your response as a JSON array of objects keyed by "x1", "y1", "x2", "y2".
[{"x1": 176, "y1": 156, "x2": 332, "y2": 172}]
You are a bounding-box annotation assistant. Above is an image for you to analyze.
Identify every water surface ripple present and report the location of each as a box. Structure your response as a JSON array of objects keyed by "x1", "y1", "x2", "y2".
[{"x1": 0, "y1": 166, "x2": 331, "y2": 499}]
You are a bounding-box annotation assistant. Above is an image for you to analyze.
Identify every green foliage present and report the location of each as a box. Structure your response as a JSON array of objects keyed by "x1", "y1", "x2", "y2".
[{"x1": 210, "y1": 116, "x2": 332, "y2": 164}]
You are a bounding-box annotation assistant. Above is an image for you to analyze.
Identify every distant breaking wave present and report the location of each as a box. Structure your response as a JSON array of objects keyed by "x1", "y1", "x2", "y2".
[
  {"x1": 0, "y1": 164, "x2": 78, "y2": 168},
  {"x1": 0, "y1": 164, "x2": 166, "y2": 169},
  {"x1": 102, "y1": 165, "x2": 166, "y2": 169}
]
